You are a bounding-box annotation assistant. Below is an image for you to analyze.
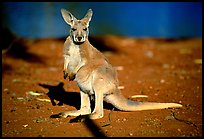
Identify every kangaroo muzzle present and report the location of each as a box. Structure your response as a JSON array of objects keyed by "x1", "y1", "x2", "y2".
[
  {"x1": 72, "y1": 32, "x2": 86, "y2": 43},
  {"x1": 76, "y1": 36, "x2": 85, "y2": 42}
]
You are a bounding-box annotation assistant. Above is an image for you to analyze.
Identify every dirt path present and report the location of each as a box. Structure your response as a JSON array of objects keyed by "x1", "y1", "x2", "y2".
[{"x1": 2, "y1": 36, "x2": 202, "y2": 137}]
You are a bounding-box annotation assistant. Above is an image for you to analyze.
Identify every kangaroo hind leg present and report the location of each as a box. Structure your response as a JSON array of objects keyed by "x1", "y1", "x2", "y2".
[
  {"x1": 88, "y1": 88, "x2": 104, "y2": 119},
  {"x1": 59, "y1": 91, "x2": 91, "y2": 118},
  {"x1": 88, "y1": 76, "x2": 106, "y2": 119}
]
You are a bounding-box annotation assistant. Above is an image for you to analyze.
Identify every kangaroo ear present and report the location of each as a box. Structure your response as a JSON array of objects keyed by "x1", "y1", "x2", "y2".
[
  {"x1": 82, "y1": 9, "x2": 93, "y2": 27},
  {"x1": 61, "y1": 8, "x2": 76, "y2": 26}
]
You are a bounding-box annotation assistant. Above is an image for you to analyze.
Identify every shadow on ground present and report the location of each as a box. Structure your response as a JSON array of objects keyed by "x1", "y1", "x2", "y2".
[
  {"x1": 39, "y1": 82, "x2": 111, "y2": 137},
  {"x1": 38, "y1": 82, "x2": 118, "y2": 112},
  {"x1": 39, "y1": 82, "x2": 80, "y2": 109},
  {"x1": 2, "y1": 28, "x2": 46, "y2": 64}
]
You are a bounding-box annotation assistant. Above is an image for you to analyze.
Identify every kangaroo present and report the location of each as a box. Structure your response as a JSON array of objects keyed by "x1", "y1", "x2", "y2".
[{"x1": 59, "y1": 8, "x2": 182, "y2": 119}]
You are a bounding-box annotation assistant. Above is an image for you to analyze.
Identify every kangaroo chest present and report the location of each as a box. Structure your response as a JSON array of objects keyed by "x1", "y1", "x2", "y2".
[{"x1": 67, "y1": 43, "x2": 81, "y2": 72}]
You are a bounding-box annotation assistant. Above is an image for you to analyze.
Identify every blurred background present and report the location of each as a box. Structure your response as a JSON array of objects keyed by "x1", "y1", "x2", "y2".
[{"x1": 1, "y1": 2, "x2": 202, "y2": 39}]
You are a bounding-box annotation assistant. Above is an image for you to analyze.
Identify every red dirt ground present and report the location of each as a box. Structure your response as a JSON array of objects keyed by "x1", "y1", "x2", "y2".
[{"x1": 2, "y1": 35, "x2": 202, "y2": 137}]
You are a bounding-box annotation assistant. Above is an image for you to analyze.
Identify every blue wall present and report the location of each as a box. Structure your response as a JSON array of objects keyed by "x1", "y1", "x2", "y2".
[{"x1": 1, "y1": 2, "x2": 202, "y2": 38}]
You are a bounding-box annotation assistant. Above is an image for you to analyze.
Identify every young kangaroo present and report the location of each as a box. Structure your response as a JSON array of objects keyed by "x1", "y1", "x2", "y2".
[{"x1": 60, "y1": 8, "x2": 182, "y2": 119}]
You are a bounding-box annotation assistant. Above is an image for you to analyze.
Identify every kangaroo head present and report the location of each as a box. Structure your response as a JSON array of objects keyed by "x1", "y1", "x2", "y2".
[{"x1": 61, "y1": 8, "x2": 93, "y2": 44}]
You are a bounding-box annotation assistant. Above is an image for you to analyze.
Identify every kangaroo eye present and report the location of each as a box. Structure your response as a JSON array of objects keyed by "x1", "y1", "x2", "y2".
[
  {"x1": 83, "y1": 28, "x2": 87, "y2": 31},
  {"x1": 71, "y1": 28, "x2": 77, "y2": 31}
]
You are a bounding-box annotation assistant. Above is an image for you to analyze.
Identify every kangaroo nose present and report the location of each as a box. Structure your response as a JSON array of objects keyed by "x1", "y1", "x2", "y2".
[{"x1": 78, "y1": 37, "x2": 82, "y2": 41}]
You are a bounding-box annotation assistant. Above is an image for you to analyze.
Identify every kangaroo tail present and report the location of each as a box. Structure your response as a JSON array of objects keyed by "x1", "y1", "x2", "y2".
[{"x1": 105, "y1": 93, "x2": 182, "y2": 111}]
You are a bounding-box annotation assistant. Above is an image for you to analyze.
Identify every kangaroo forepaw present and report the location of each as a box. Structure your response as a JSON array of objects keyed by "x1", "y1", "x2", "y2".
[
  {"x1": 69, "y1": 73, "x2": 76, "y2": 81},
  {"x1": 63, "y1": 71, "x2": 68, "y2": 79}
]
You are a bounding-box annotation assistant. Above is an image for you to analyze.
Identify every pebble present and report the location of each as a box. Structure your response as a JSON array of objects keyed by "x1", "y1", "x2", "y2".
[
  {"x1": 137, "y1": 80, "x2": 142, "y2": 84},
  {"x1": 162, "y1": 64, "x2": 170, "y2": 69},
  {"x1": 23, "y1": 124, "x2": 28, "y2": 128},
  {"x1": 115, "y1": 66, "x2": 124, "y2": 71},
  {"x1": 145, "y1": 50, "x2": 154, "y2": 58},
  {"x1": 160, "y1": 79, "x2": 165, "y2": 84},
  {"x1": 4, "y1": 88, "x2": 9, "y2": 92},
  {"x1": 17, "y1": 97, "x2": 24, "y2": 101},
  {"x1": 11, "y1": 92, "x2": 16, "y2": 97},
  {"x1": 129, "y1": 133, "x2": 133, "y2": 136},
  {"x1": 118, "y1": 86, "x2": 125, "y2": 90}
]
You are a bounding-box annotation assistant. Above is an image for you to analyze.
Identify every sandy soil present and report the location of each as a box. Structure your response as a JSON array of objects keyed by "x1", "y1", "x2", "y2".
[{"x1": 2, "y1": 35, "x2": 202, "y2": 137}]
